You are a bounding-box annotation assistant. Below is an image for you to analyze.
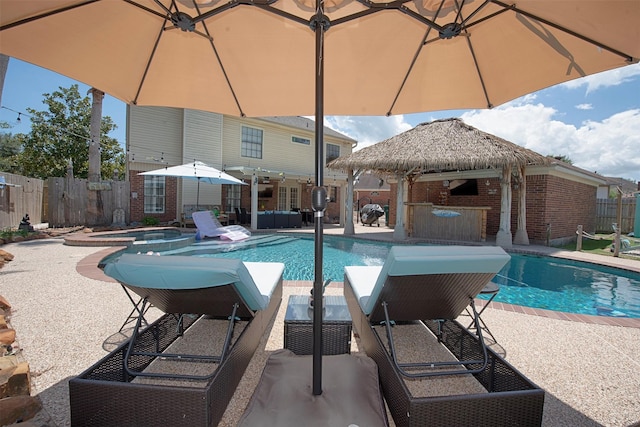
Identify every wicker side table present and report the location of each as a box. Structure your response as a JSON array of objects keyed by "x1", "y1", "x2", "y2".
[{"x1": 284, "y1": 294, "x2": 352, "y2": 355}]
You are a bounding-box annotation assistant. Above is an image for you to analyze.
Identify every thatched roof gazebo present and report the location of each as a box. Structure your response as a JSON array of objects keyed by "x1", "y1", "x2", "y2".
[{"x1": 328, "y1": 118, "x2": 550, "y2": 246}]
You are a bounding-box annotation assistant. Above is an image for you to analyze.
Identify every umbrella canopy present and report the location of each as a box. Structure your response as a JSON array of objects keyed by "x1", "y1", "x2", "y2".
[
  {"x1": 1, "y1": 1, "x2": 638, "y2": 117},
  {"x1": 2, "y1": 0, "x2": 638, "y2": 397},
  {"x1": 139, "y1": 161, "x2": 245, "y2": 208},
  {"x1": 328, "y1": 118, "x2": 550, "y2": 175},
  {"x1": 139, "y1": 161, "x2": 245, "y2": 186}
]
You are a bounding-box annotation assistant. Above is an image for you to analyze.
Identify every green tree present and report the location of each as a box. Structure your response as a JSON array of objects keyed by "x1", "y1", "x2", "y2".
[
  {"x1": 16, "y1": 84, "x2": 124, "y2": 179},
  {"x1": 0, "y1": 130, "x2": 23, "y2": 173}
]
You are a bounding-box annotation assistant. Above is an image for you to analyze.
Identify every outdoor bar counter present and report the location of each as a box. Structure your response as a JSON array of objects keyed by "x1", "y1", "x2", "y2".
[{"x1": 407, "y1": 203, "x2": 490, "y2": 242}]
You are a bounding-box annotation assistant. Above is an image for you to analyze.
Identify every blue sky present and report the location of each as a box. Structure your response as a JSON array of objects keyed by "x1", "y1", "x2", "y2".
[{"x1": 2, "y1": 58, "x2": 639, "y2": 182}]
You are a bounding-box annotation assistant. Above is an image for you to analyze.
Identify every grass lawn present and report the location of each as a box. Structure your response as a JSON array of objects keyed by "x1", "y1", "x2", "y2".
[{"x1": 556, "y1": 233, "x2": 640, "y2": 261}]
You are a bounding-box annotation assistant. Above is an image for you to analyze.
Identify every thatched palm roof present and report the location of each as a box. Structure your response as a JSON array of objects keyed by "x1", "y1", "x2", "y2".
[{"x1": 328, "y1": 118, "x2": 549, "y2": 174}]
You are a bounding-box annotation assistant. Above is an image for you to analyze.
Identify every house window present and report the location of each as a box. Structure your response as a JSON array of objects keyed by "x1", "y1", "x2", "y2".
[
  {"x1": 241, "y1": 126, "x2": 263, "y2": 159},
  {"x1": 292, "y1": 136, "x2": 310, "y2": 145},
  {"x1": 143, "y1": 176, "x2": 165, "y2": 214},
  {"x1": 326, "y1": 143, "x2": 340, "y2": 165},
  {"x1": 227, "y1": 184, "x2": 241, "y2": 211}
]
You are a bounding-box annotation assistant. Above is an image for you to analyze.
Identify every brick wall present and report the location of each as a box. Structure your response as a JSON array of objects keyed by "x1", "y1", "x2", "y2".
[
  {"x1": 540, "y1": 175, "x2": 596, "y2": 243},
  {"x1": 354, "y1": 191, "x2": 391, "y2": 208},
  {"x1": 129, "y1": 171, "x2": 178, "y2": 224}
]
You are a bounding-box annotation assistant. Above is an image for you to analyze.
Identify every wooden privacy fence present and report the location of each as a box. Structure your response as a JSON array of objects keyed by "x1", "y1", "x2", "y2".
[
  {"x1": 0, "y1": 172, "x2": 44, "y2": 230},
  {"x1": 47, "y1": 177, "x2": 130, "y2": 227},
  {"x1": 595, "y1": 198, "x2": 635, "y2": 234},
  {"x1": 407, "y1": 203, "x2": 490, "y2": 242}
]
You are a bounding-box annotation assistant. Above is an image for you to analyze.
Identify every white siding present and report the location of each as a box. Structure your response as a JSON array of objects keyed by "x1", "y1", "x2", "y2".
[
  {"x1": 182, "y1": 110, "x2": 224, "y2": 207},
  {"x1": 221, "y1": 116, "x2": 352, "y2": 181},
  {"x1": 127, "y1": 106, "x2": 184, "y2": 169}
]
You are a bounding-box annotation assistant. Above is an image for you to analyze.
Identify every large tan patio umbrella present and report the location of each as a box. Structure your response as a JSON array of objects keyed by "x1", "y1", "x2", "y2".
[{"x1": 1, "y1": 0, "x2": 639, "y2": 395}]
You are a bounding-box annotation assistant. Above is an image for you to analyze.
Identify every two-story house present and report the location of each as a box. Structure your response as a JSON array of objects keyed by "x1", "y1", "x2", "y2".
[{"x1": 125, "y1": 107, "x2": 356, "y2": 228}]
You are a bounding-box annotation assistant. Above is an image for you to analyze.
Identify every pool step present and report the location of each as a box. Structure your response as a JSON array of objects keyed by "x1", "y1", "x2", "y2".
[{"x1": 161, "y1": 233, "x2": 301, "y2": 256}]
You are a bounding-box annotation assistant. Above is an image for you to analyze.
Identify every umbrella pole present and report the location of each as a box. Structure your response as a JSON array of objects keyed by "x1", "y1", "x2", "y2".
[{"x1": 311, "y1": 1, "x2": 328, "y2": 396}]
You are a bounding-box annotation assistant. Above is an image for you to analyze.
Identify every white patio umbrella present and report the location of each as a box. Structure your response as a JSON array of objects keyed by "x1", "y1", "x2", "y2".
[
  {"x1": 2, "y1": 0, "x2": 638, "y2": 395},
  {"x1": 139, "y1": 161, "x2": 246, "y2": 209}
]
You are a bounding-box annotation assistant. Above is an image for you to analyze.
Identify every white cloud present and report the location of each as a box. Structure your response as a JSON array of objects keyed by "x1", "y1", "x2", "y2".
[
  {"x1": 561, "y1": 62, "x2": 640, "y2": 94},
  {"x1": 461, "y1": 104, "x2": 640, "y2": 181},
  {"x1": 324, "y1": 115, "x2": 412, "y2": 150},
  {"x1": 576, "y1": 103, "x2": 593, "y2": 110}
]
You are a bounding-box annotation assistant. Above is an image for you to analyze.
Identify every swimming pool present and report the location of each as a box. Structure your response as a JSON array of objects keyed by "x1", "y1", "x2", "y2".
[{"x1": 109, "y1": 233, "x2": 640, "y2": 318}]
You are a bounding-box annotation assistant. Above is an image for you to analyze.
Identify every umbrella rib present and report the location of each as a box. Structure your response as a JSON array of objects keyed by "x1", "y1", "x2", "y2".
[
  {"x1": 458, "y1": 0, "x2": 492, "y2": 26},
  {"x1": 193, "y1": 2, "x2": 247, "y2": 117},
  {"x1": 132, "y1": 9, "x2": 168, "y2": 107},
  {"x1": 0, "y1": 0, "x2": 99, "y2": 31},
  {"x1": 333, "y1": 0, "x2": 449, "y2": 34},
  {"x1": 490, "y1": 0, "x2": 636, "y2": 62},
  {"x1": 125, "y1": 0, "x2": 178, "y2": 20},
  {"x1": 257, "y1": 4, "x2": 318, "y2": 27},
  {"x1": 192, "y1": 0, "x2": 311, "y2": 28},
  {"x1": 458, "y1": 7, "x2": 493, "y2": 109},
  {"x1": 385, "y1": 0, "x2": 448, "y2": 115},
  {"x1": 332, "y1": 0, "x2": 412, "y2": 26}
]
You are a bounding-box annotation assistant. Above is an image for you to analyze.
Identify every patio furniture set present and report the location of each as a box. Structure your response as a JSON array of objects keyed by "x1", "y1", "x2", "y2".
[{"x1": 69, "y1": 245, "x2": 544, "y2": 426}]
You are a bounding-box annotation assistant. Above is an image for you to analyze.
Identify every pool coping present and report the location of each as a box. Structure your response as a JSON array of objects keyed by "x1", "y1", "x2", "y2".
[{"x1": 76, "y1": 241, "x2": 640, "y2": 329}]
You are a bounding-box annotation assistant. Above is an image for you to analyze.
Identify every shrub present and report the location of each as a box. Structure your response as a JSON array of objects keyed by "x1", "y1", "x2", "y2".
[{"x1": 142, "y1": 216, "x2": 160, "y2": 226}]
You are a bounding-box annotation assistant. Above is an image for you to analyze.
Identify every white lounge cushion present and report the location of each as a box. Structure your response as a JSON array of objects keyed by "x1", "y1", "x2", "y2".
[
  {"x1": 346, "y1": 245, "x2": 510, "y2": 315},
  {"x1": 104, "y1": 254, "x2": 283, "y2": 311}
]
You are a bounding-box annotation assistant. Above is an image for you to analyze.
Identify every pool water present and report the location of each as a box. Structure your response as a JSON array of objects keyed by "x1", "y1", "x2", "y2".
[
  {"x1": 93, "y1": 229, "x2": 184, "y2": 241},
  {"x1": 116, "y1": 234, "x2": 640, "y2": 318}
]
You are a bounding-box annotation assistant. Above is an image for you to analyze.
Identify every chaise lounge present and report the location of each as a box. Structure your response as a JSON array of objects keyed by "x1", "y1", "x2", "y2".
[
  {"x1": 344, "y1": 245, "x2": 545, "y2": 427},
  {"x1": 192, "y1": 210, "x2": 251, "y2": 241},
  {"x1": 69, "y1": 254, "x2": 284, "y2": 426}
]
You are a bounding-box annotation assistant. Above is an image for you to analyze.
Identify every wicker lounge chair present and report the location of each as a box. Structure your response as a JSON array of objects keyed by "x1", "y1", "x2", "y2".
[
  {"x1": 344, "y1": 245, "x2": 545, "y2": 427},
  {"x1": 69, "y1": 254, "x2": 283, "y2": 427},
  {"x1": 192, "y1": 210, "x2": 251, "y2": 241}
]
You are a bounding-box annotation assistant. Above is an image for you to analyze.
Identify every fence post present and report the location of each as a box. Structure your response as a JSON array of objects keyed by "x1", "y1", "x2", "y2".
[
  {"x1": 576, "y1": 225, "x2": 583, "y2": 251},
  {"x1": 613, "y1": 188, "x2": 622, "y2": 257}
]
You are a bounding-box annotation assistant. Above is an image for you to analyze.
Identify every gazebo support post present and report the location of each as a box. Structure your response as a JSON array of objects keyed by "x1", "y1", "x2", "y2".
[
  {"x1": 344, "y1": 168, "x2": 355, "y2": 235},
  {"x1": 496, "y1": 165, "x2": 513, "y2": 248},
  {"x1": 514, "y1": 165, "x2": 530, "y2": 245},
  {"x1": 393, "y1": 172, "x2": 406, "y2": 240}
]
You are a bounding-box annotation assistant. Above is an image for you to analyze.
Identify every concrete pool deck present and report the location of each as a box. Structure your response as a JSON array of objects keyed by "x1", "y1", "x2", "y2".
[{"x1": 2, "y1": 225, "x2": 640, "y2": 426}]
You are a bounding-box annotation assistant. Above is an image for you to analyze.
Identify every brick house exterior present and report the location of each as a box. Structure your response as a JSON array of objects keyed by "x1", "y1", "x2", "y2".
[
  {"x1": 127, "y1": 108, "x2": 353, "y2": 225},
  {"x1": 387, "y1": 167, "x2": 600, "y2": 245}
]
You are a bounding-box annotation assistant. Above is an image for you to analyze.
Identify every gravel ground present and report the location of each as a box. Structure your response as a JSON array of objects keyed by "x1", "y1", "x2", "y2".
[{"x1": 1, "y1": 237, "x2": 639, "y2": 426}]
